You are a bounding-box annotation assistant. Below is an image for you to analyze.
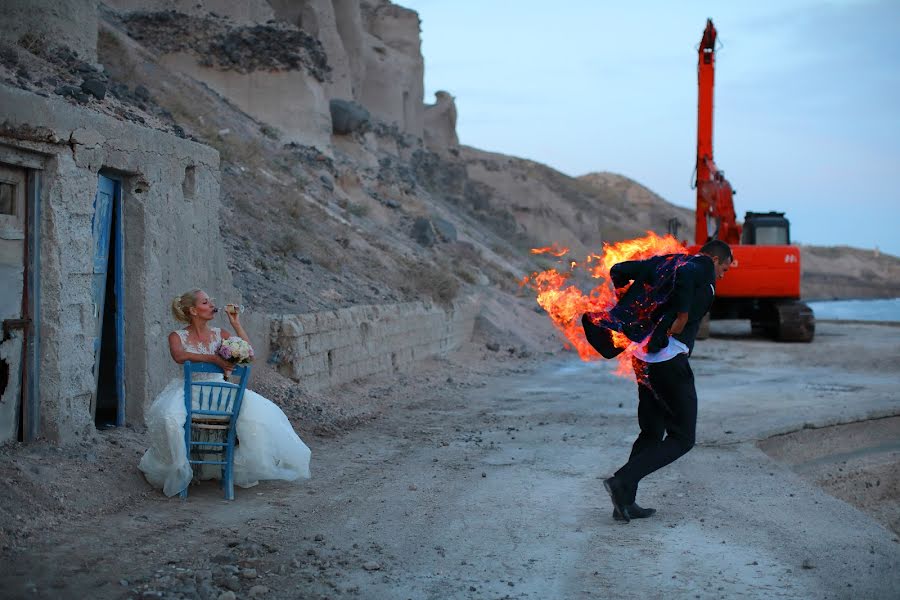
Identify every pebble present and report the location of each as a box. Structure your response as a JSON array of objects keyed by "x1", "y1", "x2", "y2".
[
  {"x1": 218, "y1": 592, "x2": 236, "y2": 600},
  {"x1": 192, "y1": 580, "x2": 213, "y2": 597},
  {"x1": 248, "y1": 585, "x2": 269, "y2": 597},
  {"x1": 220, "y1": 575, "x2": 241, "y2": 591},
  {"x1": 240, "y1": 568, "x2": 258, "y2": 579},
  {"x1": 362, "y1": 561, "x2": 382, "y2": 571},
  {"x1": 314, "y1": 534, "x2": 325, "y2": 542}
]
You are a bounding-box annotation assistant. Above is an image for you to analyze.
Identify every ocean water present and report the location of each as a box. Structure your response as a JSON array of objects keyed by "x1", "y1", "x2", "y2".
[{"x1": 807, "y1": 298, "x2": 900, "y2": 322}]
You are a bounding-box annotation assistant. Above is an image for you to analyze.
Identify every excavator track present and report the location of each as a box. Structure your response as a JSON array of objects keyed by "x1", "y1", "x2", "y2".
[{"x1": 751, "y1": 300, "x2": 815, "y2": 342}]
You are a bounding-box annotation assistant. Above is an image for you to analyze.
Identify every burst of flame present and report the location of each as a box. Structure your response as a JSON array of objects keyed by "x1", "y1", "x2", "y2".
[
  {"x1": 531, "y1": 244, "x2": 570, "y2": 257},
  {"x1": 522, "y1": 231, "x2": 686, "y2": 378}
]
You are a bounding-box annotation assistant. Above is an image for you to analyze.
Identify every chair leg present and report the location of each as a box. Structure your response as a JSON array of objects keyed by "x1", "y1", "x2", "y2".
[
  {"x1": 224, "y1": 461, "x2": 234, "y2": 500},
  {"x1": 223, "y1": 440, "x2": 234, "y2": 500}
]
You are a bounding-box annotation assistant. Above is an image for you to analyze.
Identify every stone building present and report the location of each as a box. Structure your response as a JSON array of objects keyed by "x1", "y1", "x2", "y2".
[{"x1": 0, "y1": 0, "x2": 234, "y2": 443}]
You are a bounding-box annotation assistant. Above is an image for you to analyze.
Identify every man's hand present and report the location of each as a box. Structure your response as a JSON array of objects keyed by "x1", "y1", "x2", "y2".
[
  {"x1": 645, "y1": 337, "x2": 666, "y2": 354},
  {"x1": 668, "y1": 312, "x2": 689, "y2": 336}
]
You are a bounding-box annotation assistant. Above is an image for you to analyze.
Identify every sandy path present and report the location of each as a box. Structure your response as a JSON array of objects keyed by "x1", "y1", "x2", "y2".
[{"x1": 2, "y1": 321, "x2": 899, "y2": 599}]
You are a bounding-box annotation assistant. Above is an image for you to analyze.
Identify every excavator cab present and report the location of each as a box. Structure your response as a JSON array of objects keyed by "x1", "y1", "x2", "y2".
[{"x1": 741, "y1": 211, "x2": 791, "y2": 245}]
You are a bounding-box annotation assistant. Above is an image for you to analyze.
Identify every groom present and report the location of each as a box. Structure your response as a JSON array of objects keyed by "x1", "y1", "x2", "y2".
[{"x1": 582, "y1": 240, "x2": 732, "y2": 522}]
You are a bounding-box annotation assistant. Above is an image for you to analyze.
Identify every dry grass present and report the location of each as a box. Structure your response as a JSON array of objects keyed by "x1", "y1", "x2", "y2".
[
  {"x1": 346, "y1": 202, "x2": 370, "y2": 218},
  {"x1": 405, "y1": 263, "x2": 460, "y2": 306},
  {"x1": 272, "y1": 231, "x2": 302, "y2": 256}
]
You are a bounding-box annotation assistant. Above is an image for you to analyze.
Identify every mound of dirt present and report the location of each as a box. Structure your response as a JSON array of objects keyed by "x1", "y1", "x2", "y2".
[{"x1": 759, "y1": 416, "x2": 900, "y2": 535}]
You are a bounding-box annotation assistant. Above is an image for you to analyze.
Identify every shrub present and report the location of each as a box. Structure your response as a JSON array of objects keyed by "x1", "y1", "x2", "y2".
[{"x1": 407, "y1": 264, "x2": 459, "y2": 306}]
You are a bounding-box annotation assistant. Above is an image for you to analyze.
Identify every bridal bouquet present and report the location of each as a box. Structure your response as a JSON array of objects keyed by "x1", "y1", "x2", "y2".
[{"x1": 217, "y1": 337, "x2": 255, "y2": 366}]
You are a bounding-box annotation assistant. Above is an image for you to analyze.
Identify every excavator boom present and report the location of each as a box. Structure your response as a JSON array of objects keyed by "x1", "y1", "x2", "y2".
[
  {"x1": 688, "y1": 19, "x2": 814, "y2": 342},
  {"x1": 695, "y1": 19, "x2": 740, "y2": 246}
]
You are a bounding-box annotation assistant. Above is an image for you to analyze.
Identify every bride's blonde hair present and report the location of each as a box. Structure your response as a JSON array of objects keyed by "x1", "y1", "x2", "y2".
[{"x1": 171, "y1": 289, "x2": 203, "y2": 323}]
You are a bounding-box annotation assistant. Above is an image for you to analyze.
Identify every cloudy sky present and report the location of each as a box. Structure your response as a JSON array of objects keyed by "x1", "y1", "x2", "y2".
[{"x1": 401, "y1": 0, "x2": 900, "y2": 256}]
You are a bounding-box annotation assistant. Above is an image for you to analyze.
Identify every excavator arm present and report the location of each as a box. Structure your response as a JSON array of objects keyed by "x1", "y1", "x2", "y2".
[
  {"x1": 694, "y1": 19, "x2": 741, "y2": 246},
  {"x1": 688, "y1": 19, "x2": 814, "y2": 342}
]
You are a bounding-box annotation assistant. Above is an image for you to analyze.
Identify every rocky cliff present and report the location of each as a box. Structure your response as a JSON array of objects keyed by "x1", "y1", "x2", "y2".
[{"x1": 2, "y1": 0, "x2": 896, "y2": 315}]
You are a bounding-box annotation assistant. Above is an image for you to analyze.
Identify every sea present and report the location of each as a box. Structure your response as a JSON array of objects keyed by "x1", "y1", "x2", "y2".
[{"x1": 807, "y1": 298, "x2": 900, "y2": 322}]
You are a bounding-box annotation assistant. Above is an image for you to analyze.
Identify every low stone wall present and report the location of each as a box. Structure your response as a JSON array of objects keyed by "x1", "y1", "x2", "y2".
[{"x1": 268, "y1": 298, "x2": 478, "y2": 390}]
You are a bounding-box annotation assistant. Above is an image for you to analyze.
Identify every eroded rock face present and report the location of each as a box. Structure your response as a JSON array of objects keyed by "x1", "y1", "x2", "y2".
[
  {"x1": 272, "y1": 0, "x2": 428, "y2": 136},
  {"x1": 0, "y1": 0, "x2": 99, "y2": 64},
  {"x1": 104, "y1": 0, "x2": 277, "y2": 24},
  {"x1": 268, "y1": 0, "x2": 355, "y2": 99},
  {"x1": 101, "y1": 1, "x2": 441, "y2": 150},
  {"x1": 424, "y1": 90, "x2": 459, "y2": 153},
  {"x1": 355, "y1": 1, "x2": 424, "y2": 136}
]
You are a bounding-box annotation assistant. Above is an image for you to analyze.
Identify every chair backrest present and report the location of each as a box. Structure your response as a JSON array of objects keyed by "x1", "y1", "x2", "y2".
[{"x1": 183, "y1": 361, "x2": 251, "y2": 423}]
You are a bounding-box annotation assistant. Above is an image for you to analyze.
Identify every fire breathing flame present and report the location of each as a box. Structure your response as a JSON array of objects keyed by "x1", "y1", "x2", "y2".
[{"x1": 522, "y1": 231, "x2": 686, "y2": 378}]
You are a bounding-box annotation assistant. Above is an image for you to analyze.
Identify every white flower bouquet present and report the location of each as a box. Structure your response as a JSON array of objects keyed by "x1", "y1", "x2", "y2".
[{"x1": 217, "y1": 337, "x2": 255, "y2": 366}]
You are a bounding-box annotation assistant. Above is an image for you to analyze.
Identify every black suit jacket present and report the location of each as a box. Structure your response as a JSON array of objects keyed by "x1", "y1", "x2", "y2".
[{"x1": 582, "y1": 253, "x2": 716, "y2": 358}]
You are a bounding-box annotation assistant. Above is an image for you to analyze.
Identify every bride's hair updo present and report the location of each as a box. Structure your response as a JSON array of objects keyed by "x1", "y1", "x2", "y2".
[{"x1": 171, "y1": 289, "x2": 203, "y2": 323}]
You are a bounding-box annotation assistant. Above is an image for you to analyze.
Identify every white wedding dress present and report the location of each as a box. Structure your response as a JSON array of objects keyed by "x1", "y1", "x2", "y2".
[{"x1": 139, "y1": 327, "x2": 311, "y2": 497}]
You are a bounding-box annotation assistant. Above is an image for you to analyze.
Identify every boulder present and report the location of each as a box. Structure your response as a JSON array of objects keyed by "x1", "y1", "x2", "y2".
[{"x1": 411, "y1": 216, "x2": 435, "y2": 247}]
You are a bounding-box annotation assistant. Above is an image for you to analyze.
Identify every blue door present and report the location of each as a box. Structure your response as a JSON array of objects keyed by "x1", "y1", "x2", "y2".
[{"x1": 91, "y1": 175, "x2": 125, "y2": 426}]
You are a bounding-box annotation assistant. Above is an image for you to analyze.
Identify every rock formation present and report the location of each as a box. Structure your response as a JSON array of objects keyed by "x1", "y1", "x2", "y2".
[{"x1": 424, "y1": 91, "x2": 459, "y2": 154}]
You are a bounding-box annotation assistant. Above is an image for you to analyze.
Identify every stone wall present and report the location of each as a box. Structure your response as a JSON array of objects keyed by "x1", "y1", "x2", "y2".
[
  {"x1": 269, "y1": 298, "x2": 478, "y2": 390},
  {"x1": 0, "y1": 84, "x2": 236, "y2": 441}
]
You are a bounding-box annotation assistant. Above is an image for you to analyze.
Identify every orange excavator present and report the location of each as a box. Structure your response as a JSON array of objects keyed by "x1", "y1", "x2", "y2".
[{"x1": 687, "y1": 19, "x2": 814, "y2": 342}]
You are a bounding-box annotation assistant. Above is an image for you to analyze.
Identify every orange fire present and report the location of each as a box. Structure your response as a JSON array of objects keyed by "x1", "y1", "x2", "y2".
[
  {"x1": 531, "y1": 244, "x2": 570, "y2": 257},
  {"x1": 522, "y1": 231, "x2": 686, "y2": 378}
]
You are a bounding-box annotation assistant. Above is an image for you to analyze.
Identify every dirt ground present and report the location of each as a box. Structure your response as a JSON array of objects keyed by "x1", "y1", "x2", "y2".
[{"x1": 1, "y1": 320, "x2": 899, "y2": 600}]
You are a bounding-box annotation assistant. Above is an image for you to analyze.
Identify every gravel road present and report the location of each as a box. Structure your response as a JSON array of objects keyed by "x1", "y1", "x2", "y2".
[{"x1": 3, "y1": 321, "x2": 899, "y2": 599}]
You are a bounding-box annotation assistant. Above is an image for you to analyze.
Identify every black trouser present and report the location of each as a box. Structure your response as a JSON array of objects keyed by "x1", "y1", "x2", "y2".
[{"x1": 614, "y1": 354, "x2": 697, "y2": 503}]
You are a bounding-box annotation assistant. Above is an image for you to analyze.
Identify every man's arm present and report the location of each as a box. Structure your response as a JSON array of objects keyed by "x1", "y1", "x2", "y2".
[
  {"x1": 644, "y1": 262, "x2": 695, "y2": 352},
  {"x1": 669, "y1": 262, "x2": 698, "y2": 334},
  {"x1": 609, "y1": 260, "x2": 647, "y2": 294}
]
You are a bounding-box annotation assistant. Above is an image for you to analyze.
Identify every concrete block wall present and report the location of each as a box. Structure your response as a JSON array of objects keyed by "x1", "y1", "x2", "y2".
[{"x1": 269, "y1": 298, "x2": 478, "y2": 390}]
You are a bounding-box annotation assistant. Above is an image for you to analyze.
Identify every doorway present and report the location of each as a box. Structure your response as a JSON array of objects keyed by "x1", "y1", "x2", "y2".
[
  {"x1": 92, "y1": 174, "x2": 125, "y2": 428},
  {"x1": 0, "y1": 163, "x2": 27, "y2": 442}
]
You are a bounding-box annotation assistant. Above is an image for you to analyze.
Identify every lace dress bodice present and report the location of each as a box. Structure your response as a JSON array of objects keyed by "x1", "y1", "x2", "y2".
[
  {"x1": 173, "y1": 328, "x2": 223, "y2": 382},
  {"x1": 175, "y1": 327, "x2": 222, "y2": 355}
]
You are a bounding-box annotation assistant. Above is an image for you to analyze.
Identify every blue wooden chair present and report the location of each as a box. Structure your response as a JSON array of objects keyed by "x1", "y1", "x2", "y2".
[{"x1": 179, "y1": 361, "x2": 251, "y2": 500}]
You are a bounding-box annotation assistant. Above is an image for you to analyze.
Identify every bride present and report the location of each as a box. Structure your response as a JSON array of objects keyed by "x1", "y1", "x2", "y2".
[{"x1": 139, "y1": 289, "x2": 311, "y2": 496}]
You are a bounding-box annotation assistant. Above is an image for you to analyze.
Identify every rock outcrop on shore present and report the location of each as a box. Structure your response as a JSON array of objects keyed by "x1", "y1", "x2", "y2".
[{"x1": 802, "y1": 245, "x2": 900, "y2": 300}]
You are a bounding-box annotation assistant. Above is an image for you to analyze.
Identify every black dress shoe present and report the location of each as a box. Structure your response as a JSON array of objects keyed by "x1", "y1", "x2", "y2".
[
  {"x1": 613, "y1": 502, "x2": 656, "y2": 521},
  {"x1": 603, "y1": 477, "x2": 631, "y2": 523}
]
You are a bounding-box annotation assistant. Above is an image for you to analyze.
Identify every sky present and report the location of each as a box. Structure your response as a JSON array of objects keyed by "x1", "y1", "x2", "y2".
[{"x1": 400, "y1": 0, "x2": 900, "y2": 256}]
